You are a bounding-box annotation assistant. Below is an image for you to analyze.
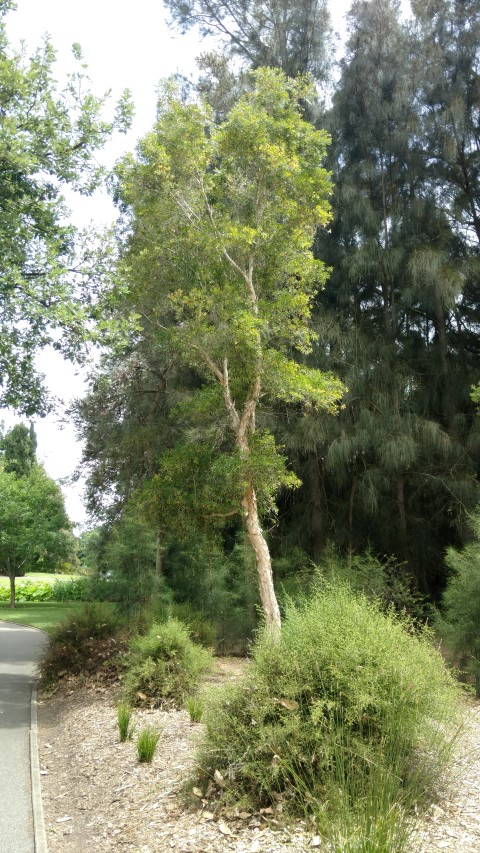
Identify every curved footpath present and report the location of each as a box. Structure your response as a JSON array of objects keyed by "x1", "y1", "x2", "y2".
[{"x1": 0, "y1": 621, "x2": 49, "y2": 853}]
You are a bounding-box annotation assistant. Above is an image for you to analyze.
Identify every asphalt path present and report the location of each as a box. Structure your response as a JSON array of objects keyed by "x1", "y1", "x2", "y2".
[{"x1": 0, "y1": 621, "x2": 49, "y2": 853}]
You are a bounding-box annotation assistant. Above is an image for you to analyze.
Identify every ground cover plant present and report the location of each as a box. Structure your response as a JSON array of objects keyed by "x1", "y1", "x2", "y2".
[
  {"x1": 197, "y1": 582, "x2": 463, "y2": 850},
  {"x1": 137, "y1": 727, "x2": 161, "y2": 762},
  {"x1": 0, "y1": 574, "x2": 89, "y2": 603},
  {"x1": 117, "y1": 701, "x2": 134, "y2": 742},
  {"x1": 123, "y1": 618, "x2": 212, "y2": 708}
]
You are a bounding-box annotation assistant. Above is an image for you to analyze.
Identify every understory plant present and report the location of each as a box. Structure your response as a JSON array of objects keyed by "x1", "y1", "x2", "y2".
[
  {"x1": 137, "y1": 727, "x2": 161, "y2": 762},
  {"x1": 197, "y1": 581, "x2": 462, "y2": 850},
  {"x1": 39, "y1": 603, "x2": 125, "y2": 682},
  {"x1": 117, "y1": 701, "x2": 134, "y2": 742},
  {"x1": 438, "y1": 509, "x2": 480, "y2": 695},
  {"x1": 123, "y1": 618, "x2": 212, "y2": 708}
]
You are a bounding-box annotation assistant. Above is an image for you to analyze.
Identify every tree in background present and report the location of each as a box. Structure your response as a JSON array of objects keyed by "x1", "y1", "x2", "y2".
[
  {"x1": 0, "y1": 431, "x2": 74, "y2": 606},
  {"x1": 0, "y1": 0, "x2": 132, "y2": 415},
  {"x1": 164, "y1": 0, "x2": 332, "y2": 83},
  {"x1": 112, "y1": 69, "x2": 343, "y2": 630},
  {"x1": 0, "y1": 422, "x2": 37, "y2": 477}
]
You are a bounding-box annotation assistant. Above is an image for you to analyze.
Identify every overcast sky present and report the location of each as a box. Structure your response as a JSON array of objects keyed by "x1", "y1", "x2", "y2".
[{"x1": 1, "y1": 0, "x2": 353, "y2": 528}]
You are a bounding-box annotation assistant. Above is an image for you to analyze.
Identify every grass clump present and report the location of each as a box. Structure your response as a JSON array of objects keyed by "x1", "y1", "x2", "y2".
[
  {"x1": 39, "y1": 602, "x2": 124, "y2": 682},
  {"x1": 197, "y1": 582, "x2": 462, "y2": 849},
  {"x1": 117, "y1": 701, "x2": 134, "y2": 742},
  {"x1": 123, "y1": 618, "x2": 212, "y2": 708},
  {"x1": 186, "y1": 695, "x2": 204, "y2": 723},
  {"x1": 137, "y1": 727, "x2": 161, "y2": 762}
]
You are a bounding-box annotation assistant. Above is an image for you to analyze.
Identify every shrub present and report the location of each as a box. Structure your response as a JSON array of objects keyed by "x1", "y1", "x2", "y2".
[
  {"x1": 137, "y1": 727, "x2": 161, "y2": 762},
  {"x1": 50, "y1": 577, "x2": 90, "y2": 601},
  {"x1": 197, "y1": 582, "x2": 462, "y2": 848},
  {"x1": 0, "y1": 576, "x2": 91, "y2": 603},
  {"x1": 123, "y1": 618, "x2": 212, "y2": 708},
  {"x1": 0, "y1": 579, "x2": 53, "y2": 602},
  {"x1": 39, "y1": 603, "x2": 125, "y2": 683},
  {"x1": 438, "y1": 510, "x2": 480, "y2": 695},
  {"x1": 316, "y1": 545, "x2": 427, "y2": 619}
]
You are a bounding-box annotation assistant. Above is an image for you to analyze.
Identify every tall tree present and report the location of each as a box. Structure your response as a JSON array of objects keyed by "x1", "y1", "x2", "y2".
[
  {"x1": 111, "y1": 69, "x2": 343, "y2": 630},
  {"x1": 307, "y1": 0, "x2": 480, "y2": 588},
  {"x1": 164, "y1": 0, "x2": 332, "y2": 82},
  {"x1": 0, "y1": 0, "x2": 132, "y2": 414},
  {"x1": 0, "y1": 422, "x2": 37, "y2": 477}
]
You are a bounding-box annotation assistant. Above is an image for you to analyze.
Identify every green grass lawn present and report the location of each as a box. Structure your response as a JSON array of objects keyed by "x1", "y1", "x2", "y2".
[{"x1": 0, "y1": 601, "x2": 86, "y2": 633}]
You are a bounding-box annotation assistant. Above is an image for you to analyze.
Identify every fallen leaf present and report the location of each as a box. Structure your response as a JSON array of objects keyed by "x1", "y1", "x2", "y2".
[
  {"x1": 192, "y1": 788, "x2": 203, "y2": 798},
  {"x1": 218, "y1": 821, "x2": 234, "y2": 836},
  {"x1": 136, "y1": 691, "x2": 148, "y2": 701},
  {"x1": 214, "y1": 769, "x2": 226, "y2": 788},
  {"x1": 202, "y1": 811, "x2": 215, "y2": 821},
  {"x1": 277, "y1": 698, "x2": 299, "y2": 711},
  {"x1": 239, "y1": 811, "x2": 252, "y2": 820},
  {"x1": 56, "y1": 817, "x2": 73, "y2": 824}
]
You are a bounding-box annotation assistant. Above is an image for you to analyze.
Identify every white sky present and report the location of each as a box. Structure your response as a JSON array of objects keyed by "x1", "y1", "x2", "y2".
[{"x1": 0, "y1": 0, "x2": 355, "y2": 529}]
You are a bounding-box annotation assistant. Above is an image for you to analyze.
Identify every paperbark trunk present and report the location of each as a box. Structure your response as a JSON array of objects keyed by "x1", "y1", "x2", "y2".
[{"x1": 242, "y1": 480, "x2": 281, "y2": 633}]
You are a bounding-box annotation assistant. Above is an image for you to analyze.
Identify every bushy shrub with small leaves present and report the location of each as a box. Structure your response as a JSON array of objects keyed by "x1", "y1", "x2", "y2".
[
  {"x1": 197, "y1": 582, "x2": 462, "y2": 848},
  {"x1": 123, "y1": 618, "x2": 211, "y2": 708}
]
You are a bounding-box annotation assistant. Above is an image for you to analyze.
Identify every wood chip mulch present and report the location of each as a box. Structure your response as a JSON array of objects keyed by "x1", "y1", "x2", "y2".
[{"x1": 37, "y1": 661, "x2": 480, "y2": 852}]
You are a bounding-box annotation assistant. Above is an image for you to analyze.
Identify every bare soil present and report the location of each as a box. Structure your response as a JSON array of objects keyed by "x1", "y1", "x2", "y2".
[{"x1": 38, "y1": 661, "x2": 480, "y2": 852}]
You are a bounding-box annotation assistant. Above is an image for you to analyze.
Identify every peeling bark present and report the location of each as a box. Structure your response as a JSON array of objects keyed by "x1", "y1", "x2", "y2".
[{"x1": 242, "y1": 481, "x2": 281, "y2": 633}]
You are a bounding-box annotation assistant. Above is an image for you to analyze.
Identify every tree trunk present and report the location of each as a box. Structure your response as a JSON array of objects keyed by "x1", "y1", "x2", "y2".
[
  {"x1": 242, "y1": 480, "x2": 281, "y2": 633},
  {"x1": 8, "y1": 572, "x2": 15, "y2": 609},
  {"x1": 396, "y1": 475, "x2": 408, "y2": 564},
  {"x1": 307, "y1": 451, "x2": 326, "y2": 563},
  {"x1": 154, "y1": 529, "x2": 163, "y2": 588}
]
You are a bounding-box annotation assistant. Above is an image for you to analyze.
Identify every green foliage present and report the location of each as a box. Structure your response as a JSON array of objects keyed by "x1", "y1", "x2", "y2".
[
  {"x1": 164, "y1": 0, "x2": 332, "y2": 85},
  {"x1": 186, "y1": 695, "x2": 204, "y2": 723},
  {"x1": 50, "y1": 577, "x2": 90, "y2": 601},
  {"x1": 0, "y1": 464, "x2": 75, "y2": 602},
  {"x1": 317, "y1": 546, "x2": 427, "y2": 619},
  {"x1": 159, "y1": 534, "x2": 259, "y2": 652},
  {"x1": 0, "y1": 423, "x2": 37, "y2": 477},
  {"x1": 123, "y1": 619, "x2": 212, "y2": 708},
  {"x1": 0, "y1": 6, "x2": 132, "y2": 413},
  {"x1": 197, "y1": 582, "x2": 461, "y2": 846},
  {"x1": 0, "y1": 577, "x2": 92, "y2": 604},
  {"x1": 39, "y1": 603, "x2": 125, "y2": 682},
  {"x1": 137, "y1": 727, "x2": 161, "y2": 763},
  {"x1": 0, "y1": 579, "x2": 51, "y2": 602},
  {"x1": 438, "y1": 510, "x2": 480, "y2": 695},
  {"x1": 82, "y1": 505, "x2": 166, "y2": 614},
  {"x1": 117, "y1": 701, "x2": 134, "y2": 742}
]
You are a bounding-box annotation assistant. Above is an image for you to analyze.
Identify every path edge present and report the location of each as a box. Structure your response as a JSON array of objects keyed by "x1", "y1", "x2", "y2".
[{"x1": 31, "y1": 684, "x2": 49, "y2": 853}]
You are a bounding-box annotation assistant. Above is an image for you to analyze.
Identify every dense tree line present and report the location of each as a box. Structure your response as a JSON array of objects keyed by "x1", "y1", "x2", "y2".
[
  {"x1": 72, "y1": 0, "x2": 480, "y2": 623},
  {"x1": 2, "y1": 0, "x2": 477, "y2": 626}
]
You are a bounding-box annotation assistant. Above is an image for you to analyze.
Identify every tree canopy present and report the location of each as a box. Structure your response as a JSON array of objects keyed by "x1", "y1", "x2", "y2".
[{"x1": 0, "y1": 0, "x2": 132, "y2": 414}]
